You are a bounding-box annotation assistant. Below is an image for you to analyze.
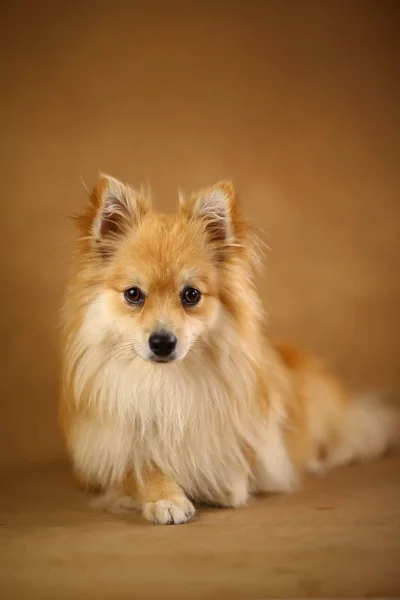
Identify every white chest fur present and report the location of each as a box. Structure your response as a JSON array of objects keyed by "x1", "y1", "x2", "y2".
[
  {"x1": 71, "y1": 341, "x2": 263, "y2": 502},
  {"x1": 67, "y1": 301, "x2": 296, "y2": 503}
]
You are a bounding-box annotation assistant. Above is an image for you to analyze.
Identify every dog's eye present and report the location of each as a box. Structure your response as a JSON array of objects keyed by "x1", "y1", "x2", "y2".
[
  {"x1": 124, "y1": 287, "x2": 144, "y2": 305},
  {"x1": 182, "y1": 287, "x2": 201, "y2": 306}
]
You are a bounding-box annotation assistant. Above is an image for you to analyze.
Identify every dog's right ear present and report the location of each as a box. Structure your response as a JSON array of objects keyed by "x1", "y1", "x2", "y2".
[{"x1": 88, "y1": 174, "x2": 150, "y2": 252}]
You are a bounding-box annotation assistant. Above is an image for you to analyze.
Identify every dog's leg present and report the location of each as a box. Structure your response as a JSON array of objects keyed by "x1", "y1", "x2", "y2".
[
  {"x1": 214, "y1": 470, "x2": 250, "y2": 508},
  {"x1": 124, "y1": 467, "x2": 195, "y2": 525}
]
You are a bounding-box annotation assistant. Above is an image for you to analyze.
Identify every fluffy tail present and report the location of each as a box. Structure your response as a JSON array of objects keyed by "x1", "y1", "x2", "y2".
[{"x1": 328, "y1": 392, "x2": 400, "y2": 469}]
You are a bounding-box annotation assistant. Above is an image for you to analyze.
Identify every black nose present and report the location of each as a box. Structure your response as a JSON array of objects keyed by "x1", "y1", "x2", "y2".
[{"x1": 149, "y1": 332, "x2": 177, "y2": 357}]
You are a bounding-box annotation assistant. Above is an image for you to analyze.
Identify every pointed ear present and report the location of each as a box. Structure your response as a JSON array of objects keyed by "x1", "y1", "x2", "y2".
[
  {"x1": 90, "y1": 174, "x2": 150, "y2": 247},
  {"x1": 181, "y1": 181, "x2": 236, "y2": 245}
]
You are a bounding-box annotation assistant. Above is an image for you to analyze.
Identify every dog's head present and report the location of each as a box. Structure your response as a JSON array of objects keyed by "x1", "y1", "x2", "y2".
[{"x1": 76, "y1": 174, "x2": 258, "y2": 364}]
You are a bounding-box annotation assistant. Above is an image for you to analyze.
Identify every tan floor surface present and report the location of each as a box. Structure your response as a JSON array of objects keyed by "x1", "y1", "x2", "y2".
[{"x1": 1, "y1": 458, "x2": 399, "y2": 599}]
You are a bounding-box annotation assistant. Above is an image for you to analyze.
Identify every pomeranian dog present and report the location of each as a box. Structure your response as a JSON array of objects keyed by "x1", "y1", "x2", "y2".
[{"x1": 59, "y1": 174, "x2": 398, "y2": 525}]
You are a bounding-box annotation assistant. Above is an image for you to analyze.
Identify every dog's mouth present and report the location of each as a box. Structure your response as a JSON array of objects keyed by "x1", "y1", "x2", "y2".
[{"x1": 148, "y1": 354, "x2": 176, "y2": 364}]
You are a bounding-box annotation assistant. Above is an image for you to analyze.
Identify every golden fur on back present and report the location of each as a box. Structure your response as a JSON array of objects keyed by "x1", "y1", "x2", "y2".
[{"x1": 59, "y1": 175, "x2": 398, "y2": 524}]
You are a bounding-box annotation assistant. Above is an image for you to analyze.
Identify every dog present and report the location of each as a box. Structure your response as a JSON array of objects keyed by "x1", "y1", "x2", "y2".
[{"x1": 59, "y1": 174, "x2": 398, "y2": 524}]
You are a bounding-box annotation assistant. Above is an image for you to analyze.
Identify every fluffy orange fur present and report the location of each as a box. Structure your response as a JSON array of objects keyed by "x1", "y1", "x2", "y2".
[{"x1": 59, "y1": 174, "x2": 398, "y2": 524}]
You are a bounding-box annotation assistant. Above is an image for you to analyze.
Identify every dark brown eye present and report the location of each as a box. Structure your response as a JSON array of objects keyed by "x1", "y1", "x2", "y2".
[
  {"x1": 124, "y1": 287, "x2": 144, "y2": 305},
  {"x1": 182, "y1": 287, "x2": 201, "y2": 306}
]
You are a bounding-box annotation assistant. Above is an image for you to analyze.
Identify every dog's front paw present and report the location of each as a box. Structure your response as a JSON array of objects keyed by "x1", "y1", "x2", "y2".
[
  {"x1": 142, "y1": 497, "x2": 195, "y2": 525},
  {"x1": 213, "y1": 472, "x2": 250, "y2": 508}
]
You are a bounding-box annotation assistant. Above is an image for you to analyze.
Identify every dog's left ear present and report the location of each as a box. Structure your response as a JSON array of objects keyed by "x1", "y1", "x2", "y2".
[{"x1": 181, "y1": 182, "x2": 237, "y2": 244}]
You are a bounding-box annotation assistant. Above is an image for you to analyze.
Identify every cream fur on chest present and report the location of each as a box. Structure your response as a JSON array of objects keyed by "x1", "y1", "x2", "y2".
[{"x1": 67, "y1": 301, "x2": 296, "y2": 505}]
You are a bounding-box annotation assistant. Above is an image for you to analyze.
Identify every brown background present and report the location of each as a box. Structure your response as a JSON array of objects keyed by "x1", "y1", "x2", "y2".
[{"x1": 1, "y1": 1, "x2": 399, "y2": 471}]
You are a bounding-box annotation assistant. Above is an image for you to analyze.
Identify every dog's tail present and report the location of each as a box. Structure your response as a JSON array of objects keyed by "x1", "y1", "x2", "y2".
[
  {"x1": 327, "y1": 391, "x2": 400, "y2": 469},
  {"x1": 274, "y1": 343, "x2": 399, "y2": 473}
]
